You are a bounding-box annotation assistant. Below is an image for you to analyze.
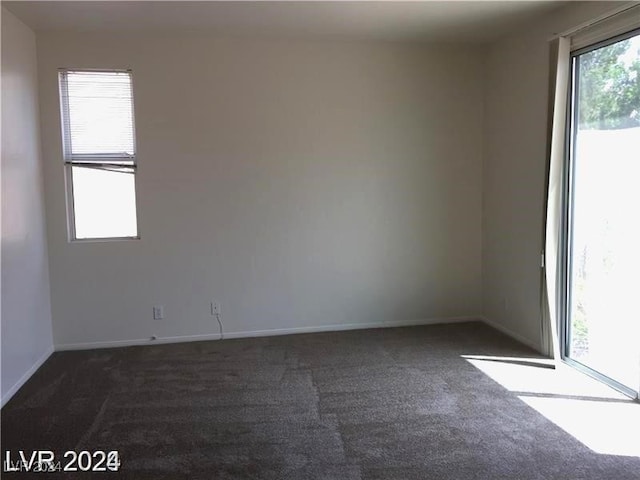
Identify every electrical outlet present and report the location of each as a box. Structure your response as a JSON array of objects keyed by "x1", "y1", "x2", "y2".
[
  {"x1": 210, "y1": 301, "x2": 221, "y2": 316},
  {"x1": 153, "y1": 305, "x2": 164, "y2": 320}
]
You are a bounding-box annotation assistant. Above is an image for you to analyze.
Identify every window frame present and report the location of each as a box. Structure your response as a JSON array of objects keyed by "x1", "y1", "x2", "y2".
[
  {"x1": 559, "y1": 28, "x2": 640, "y2": 400},
  {"x1": 58, "y1": 68, "x2": 141, "y2": 242}
]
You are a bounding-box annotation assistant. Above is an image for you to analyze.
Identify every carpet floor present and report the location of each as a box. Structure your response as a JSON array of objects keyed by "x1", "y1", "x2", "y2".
[{"x1": 2, "y1": 321, "x2": 639, "y2": 479}]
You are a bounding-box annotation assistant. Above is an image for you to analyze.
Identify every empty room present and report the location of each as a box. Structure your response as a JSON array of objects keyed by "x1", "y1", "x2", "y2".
[{"x1": 2, "y1": 0, "x2": 639, "y2": 478}]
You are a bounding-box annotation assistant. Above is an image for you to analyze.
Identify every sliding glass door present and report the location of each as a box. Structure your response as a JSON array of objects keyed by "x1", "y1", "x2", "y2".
[{"x1": 564, "y1": 29, "x2": 640, "y2": 397}]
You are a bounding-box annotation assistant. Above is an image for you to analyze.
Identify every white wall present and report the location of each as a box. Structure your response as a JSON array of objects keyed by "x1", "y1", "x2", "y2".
[
  {"x1": 36, "y1": 33, "x2": 484, "y2": 348},
  {"x1": 1, "y1": 8, "x2": 54, "y2": 405},
  {"x1": 482, "y1": 1, "x2": 627, "y2": 352}
]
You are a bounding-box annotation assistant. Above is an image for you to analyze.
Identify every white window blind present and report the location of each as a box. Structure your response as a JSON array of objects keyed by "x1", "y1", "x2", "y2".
[{"x1": 59, "y1": 70, "x2": 136, "y2": 163}]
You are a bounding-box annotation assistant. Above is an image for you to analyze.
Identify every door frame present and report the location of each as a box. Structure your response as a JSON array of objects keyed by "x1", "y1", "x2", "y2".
[{"x1": 560, "y1": 28, "x2": 640, "y2": 400}]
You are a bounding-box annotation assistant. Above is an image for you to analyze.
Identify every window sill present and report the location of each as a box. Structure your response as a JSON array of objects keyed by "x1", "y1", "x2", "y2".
[{"x1": 69, "y1": 236, "x2": 140, "y2": 243}]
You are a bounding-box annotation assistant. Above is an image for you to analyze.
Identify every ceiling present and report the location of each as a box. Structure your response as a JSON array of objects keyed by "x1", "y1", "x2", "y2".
[{"x1": 4, "y1": 1, "x2": 567, "y2": 43}]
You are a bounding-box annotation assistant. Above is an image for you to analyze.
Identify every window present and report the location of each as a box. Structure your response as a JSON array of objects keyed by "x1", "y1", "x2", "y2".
[
  {"x1": 59, "y1": 69, "x2": 139, "y2": 240},
  {"x1": 562, "y1": 29, "x2": 640, "y2": 398}
]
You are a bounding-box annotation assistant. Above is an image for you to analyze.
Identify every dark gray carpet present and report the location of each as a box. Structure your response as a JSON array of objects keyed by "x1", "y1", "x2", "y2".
[{"x1": 2, "y1": 322, "x2": 639, "y2": 479}]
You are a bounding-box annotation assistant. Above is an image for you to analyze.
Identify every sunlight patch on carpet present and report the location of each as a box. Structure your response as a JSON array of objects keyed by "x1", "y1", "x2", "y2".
[{"x1": 463, "y1": 355, "x2": 640, "y2": 457}]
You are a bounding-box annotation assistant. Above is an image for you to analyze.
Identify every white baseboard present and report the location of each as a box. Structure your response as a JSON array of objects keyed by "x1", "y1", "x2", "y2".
[
  {"x1": 223, "y1": 316, "x2": 478, "y2": 339},
  {"x1": 54, "y1": 316, "x2": 480, "y2": 352},
  {"x1": 479, "y1": 316, "x2": 542, "y2": 353},
  {"x1": 1, "y1": 345, "x2": 54, "y2": 408},
  {"x1": 55, "y1": 333, "x2": 223, "y2": 351}
]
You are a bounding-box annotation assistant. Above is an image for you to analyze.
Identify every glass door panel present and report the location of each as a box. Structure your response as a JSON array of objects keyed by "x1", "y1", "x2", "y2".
[{"x1": 566, "y1": 31, "x2": 640, "y2": 395}]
